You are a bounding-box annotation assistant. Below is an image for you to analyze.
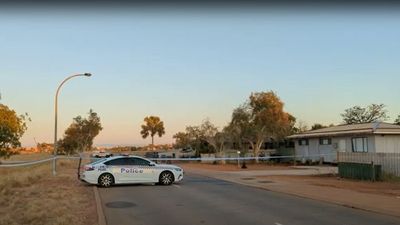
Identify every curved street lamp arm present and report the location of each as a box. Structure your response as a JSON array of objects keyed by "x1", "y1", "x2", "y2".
[{"x1": 53, "y1": 73, "x2": 92, "y2": 176}]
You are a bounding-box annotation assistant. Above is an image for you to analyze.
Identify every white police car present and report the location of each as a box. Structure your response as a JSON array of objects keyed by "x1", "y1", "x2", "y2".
[{"x1": 80, "y1": 156, "x2": 184, "y2": 187}]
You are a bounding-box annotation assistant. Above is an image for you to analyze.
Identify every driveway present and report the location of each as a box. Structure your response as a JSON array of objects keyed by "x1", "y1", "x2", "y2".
[{"x1": 98, "y1": 173, "x2": 400, "y2": 225}]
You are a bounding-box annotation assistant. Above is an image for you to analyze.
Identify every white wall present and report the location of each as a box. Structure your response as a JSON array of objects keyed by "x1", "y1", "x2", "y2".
[
  {"x1": 331, "y1": 135, "x2": 375, "y2": 153},
  {"x1": 295, "y1": 138, "x2": 335, "y2": 162},
  {"x1": 293, "y1": 134, "x2": 378, "y2": 163},
  {"x1": 294, "y1": 141, "x2": 309, "y2": 161},
  {"x1": 375, "y1": 135, "x2": 400, "y2": 153}
]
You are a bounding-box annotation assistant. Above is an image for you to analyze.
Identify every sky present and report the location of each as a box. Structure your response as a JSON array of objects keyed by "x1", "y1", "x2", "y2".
[{"x1": 0, "y1": 6, "x2": 399, "y2": 147}]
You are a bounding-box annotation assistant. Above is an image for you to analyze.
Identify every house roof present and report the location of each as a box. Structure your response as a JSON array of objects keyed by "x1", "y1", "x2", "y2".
[{"x1": 288, "y1": 122, "x2": 400, "y2": 139}]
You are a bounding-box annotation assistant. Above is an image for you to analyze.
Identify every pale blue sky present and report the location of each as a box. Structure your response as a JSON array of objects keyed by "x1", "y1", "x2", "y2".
[{"x1": 0, "y1": 8, "x2": 399, "y2": 146}]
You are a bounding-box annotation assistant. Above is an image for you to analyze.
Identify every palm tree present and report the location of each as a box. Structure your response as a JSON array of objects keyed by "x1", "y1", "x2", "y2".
[{"x1": 140, "y1": 116, "x2": 165, "y2": 147}]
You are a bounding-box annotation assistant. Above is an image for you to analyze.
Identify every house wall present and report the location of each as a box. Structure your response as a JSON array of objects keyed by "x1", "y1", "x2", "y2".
[
  {"x1": 375, "y1": 135, "x2": 400, "y2": 153},
  {"x1": 295, "y1": 138, "x2": 336, "y2": 162},
  {"x1": 294, "y1": 141, "x2": 309, "y2": 160},
  {"x1": 308, "y1": 139, "x2": 321, "y2": 161},
  {"x1": 294, "y1": 134, "x2": 377, "y2": 163},
  {"x1": 332, "y1": 135, "x2": 376, "y2": 153}
]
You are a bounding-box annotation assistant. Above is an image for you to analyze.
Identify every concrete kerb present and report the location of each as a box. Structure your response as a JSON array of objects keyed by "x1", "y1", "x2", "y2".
[{"x1": 93, "y1": 186, "x2": 107, "y2": 225}]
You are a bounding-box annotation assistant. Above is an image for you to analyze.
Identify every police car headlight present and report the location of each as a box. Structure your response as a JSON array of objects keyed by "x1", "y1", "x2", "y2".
[{"x1": 174, "y1": 168, "x2": 182, "y2": 172}]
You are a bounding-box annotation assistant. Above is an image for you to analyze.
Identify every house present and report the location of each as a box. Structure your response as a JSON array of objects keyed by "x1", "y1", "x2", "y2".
[{"x1": 287, "y1": 122, "x2": 400, "y2": 163}]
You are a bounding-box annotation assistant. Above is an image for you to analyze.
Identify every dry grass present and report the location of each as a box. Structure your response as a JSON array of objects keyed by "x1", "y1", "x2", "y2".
[
  {"x1": 2, "y1": 153, "x2": 52, "y2": 162},
  {"x1": 259, "y1": 175, "x2": 400, "y2": 198},
  {"x1": 0, "y1": 158, "x2": 97, "y2": 225}
]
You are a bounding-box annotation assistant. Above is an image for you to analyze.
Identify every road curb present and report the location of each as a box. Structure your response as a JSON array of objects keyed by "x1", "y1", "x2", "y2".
[{"x1": 93, "y1": 186, "x2": 107, "y2": 225}]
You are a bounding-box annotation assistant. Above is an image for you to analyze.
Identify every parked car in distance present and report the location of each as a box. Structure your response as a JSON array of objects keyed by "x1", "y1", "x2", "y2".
[
  {"x1": 145, "y1": 151, "x2": 159, "y2": 159},
  {"x1": 180, "y1": 147, "x2": 196, "y2": 158},
  {"x1": 80, "y1": 155, "x2": 184, "y2": 187},
  {"x1": 91, "y1": 150, "x2": 113, "y2": 158}
]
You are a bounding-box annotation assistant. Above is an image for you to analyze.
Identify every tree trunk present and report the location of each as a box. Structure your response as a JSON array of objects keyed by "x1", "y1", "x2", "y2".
[
  {"x1": 218, "y1": 144, "x2": 226, "y2": 164},
  {"x1": 215, "y1": 151, "x2": 226, "y2": 164},
  {"x1": 151, "y1": 136, "x2": 154, "y2": 150},
  {"x1": 248, "y1": 141, "x2": 257, "y2": 163},
  {"x1": 254, "y1": 140, "x2": 264, "y2": 164}
]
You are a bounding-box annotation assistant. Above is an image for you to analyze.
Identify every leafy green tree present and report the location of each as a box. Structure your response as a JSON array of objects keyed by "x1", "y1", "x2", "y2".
[
  {"x1": 183, "y1": 125, "x2": 209, "y2": 153},
  {"x1": 310, "y1": 123, "x2": 335, "y2": 130},
  {"x1": 311, "y1": 123, "x2": 327, "y2": 130},
  {"x1": 173, "y1": 132, "x2": 191, "y2": 149},
  {"x1": 0, "y1": 104, "x2": 29, "y2": 158},
  {"x1": 174, "y1": 120, "x2": 226, "y2": 154},
  {"x1": 199, "y1": 119, "x2": 227, "y2": 154},
  {"x1": 225, "y1": 105, "x2": 253, "y2": 153},
  {"x1": 395, "y1": 115, "x2": 400, "y2": 125},
  {"x1": 58, "y1": 109, "x2": 102, "y2": 155},
  {"x1": 227, "y1": 91, "x2": 293, "y2": 162},
  {"x1": 341, "y1": 104, "x2": 388, "y2": 124},
  {"x1": 140, "y1": 116, "x2": 165, "y2": 146},
  {"x1": 288, "y1": 114, "x2": 298, "y2": 134}
]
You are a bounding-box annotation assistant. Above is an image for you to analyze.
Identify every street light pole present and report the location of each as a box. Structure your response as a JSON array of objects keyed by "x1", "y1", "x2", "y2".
[{"x1": 53, "y1": 73, "x2": 92, "y2": 176}]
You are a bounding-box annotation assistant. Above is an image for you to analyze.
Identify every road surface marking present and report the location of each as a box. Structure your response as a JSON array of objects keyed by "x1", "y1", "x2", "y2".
[{"x1": 275, "y1": 223, "x2": 283, "y2": 225}]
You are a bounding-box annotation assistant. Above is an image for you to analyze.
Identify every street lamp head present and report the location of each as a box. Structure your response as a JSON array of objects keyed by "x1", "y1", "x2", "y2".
[{"x1": 84, "y1": 73, "x2": 92, "y2": 77}]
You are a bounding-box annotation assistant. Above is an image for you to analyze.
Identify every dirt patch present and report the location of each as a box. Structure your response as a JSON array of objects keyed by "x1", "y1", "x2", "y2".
[
  {"x1": 179, "y1": 162, "x2": 293, "y2": 172},
  {"x1": 0, "y1": 159, "x2": 97, "y2": 225},
  {"x1": 259, "y1": 175, "x2": 400, "y2": 198}
]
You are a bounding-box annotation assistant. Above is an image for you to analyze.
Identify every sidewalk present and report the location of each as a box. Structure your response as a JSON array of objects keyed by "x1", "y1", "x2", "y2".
[{"x1": 182, "y1": 165, "x2": 400, "y2": 218}]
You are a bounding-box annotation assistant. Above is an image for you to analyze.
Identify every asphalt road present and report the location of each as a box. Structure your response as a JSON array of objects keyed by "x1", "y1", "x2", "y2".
[{"x1": 98, "y1": 173, "x2": 400, "y2": 225}]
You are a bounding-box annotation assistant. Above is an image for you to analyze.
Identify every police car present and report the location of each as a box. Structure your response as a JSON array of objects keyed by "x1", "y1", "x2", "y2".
[{"x1": 80, "y1": 156, "x2": 184, "y2": 187}]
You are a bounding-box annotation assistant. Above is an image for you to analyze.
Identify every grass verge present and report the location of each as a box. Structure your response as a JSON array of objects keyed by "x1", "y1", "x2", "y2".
[{"x1": 0, "y1": 159, "x2": 97, "y2": 225}]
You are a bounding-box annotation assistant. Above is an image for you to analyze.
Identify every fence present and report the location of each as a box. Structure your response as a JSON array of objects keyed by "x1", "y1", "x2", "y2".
[
  {"x1": 0, "y1": 153, "x2": 336, "y2": 168},
  {"x1": 337, "y1": 152, "x2": 400, "y2": 177}
]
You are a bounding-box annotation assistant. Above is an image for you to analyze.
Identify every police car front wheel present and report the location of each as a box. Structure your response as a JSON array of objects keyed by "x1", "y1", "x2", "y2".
[
  {"x1": 159, "y1": 171, "x2": 174, "y2": 185},
  {"x1": 98, "y1": 173, "x2": 114, "y2": 188}
]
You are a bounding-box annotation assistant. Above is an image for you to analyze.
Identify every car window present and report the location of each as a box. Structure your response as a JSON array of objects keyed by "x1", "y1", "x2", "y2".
[
  {"x1": 129, "y1": 157, "x2": 151, "y2": 166},
  {"x1": 91, "y1": 158, "x2": 108, "y2": 165},
  {"x1": 104, "y1": 158, "x2": 130, "y2": 166}
]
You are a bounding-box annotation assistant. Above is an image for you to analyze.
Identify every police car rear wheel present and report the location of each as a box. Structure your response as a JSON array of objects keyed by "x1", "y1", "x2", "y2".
[
  {"x1": 99, "y1": 173, "x2": 114, "y2": 187},
  {"x1": 159, "y1": 171, "x2": 174, "y2": 185}
]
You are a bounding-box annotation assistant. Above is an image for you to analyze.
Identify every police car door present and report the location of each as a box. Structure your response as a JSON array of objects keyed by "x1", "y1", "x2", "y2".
[
  {"x1": 125, "y1": 157, "x2": 155, "y2": 182},
  {"x1": 104, "y1": 158, "x2": 131, "y2": 183}
]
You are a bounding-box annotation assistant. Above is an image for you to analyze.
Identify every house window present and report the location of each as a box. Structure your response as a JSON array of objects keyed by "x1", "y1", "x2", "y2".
[
  {"x1": 298, "y1": 139, "x2": 309, "y2": 146},
  {"x1": 352, "y1": 137, "x2": 368, "y2": 153},
  {"x1": 319, "y1": 138, "x2": 332, "y2": 145}
]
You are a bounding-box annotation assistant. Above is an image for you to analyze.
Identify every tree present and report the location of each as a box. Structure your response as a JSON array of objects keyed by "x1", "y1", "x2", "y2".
[
  {"x1": 395, "y1": 115, "x2": 400, "y2": 125},
  {"x1": 0, "y1": 104, "x2": 29, "y2": 158},
  {"x1": 311, "y1": 123, "x2": 327, "y2": 130},
  {"x1": 140, "y1": 116, "x2": 165, "y2": 147},
  {"x1": 341, "y1": 104, "x2": 388, "y2": 124},
  {"x1": 288, "y1": 114, "x2": 298, "y2": 134},
  {"x1": 197, "y1": 119, "x2": 228, "y2": 156},
  {"x1": 173, "y1": 132, "x2": 191, "y2": 149},
  {"x1": 289, "y1": 118, "x2": 309, "y2": 134},
  {"x1": 174, "y1": 119, "x2": 228, "y2": 155},
  {"x1": 311, "y1": 123, "x2": 335, "y2": 130},
  {"x1": 183, "y1": 125, "x2": 206, "y2": 153},
  {"x1": 58, "y1": 109, "x2": 102, "y2": 155},
  {"x1": 227, "y1": 91, "x2": 293, "y2": 162},
  {"x1": 225, "y1": 105, "x2": 253, "y2": 153}
]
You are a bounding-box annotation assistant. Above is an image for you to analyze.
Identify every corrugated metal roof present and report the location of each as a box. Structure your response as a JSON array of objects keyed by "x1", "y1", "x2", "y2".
[{"x1": 288, "y1": 122, "x2": 400, "y2": 139}]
